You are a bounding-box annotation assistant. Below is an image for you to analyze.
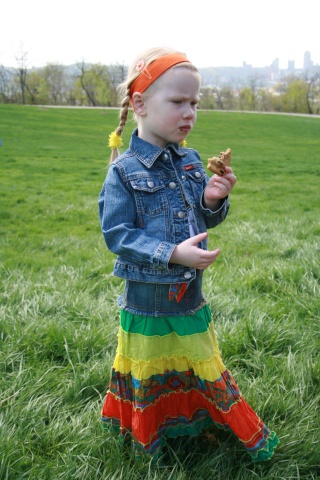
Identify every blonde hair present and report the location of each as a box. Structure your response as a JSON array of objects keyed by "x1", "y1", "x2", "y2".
[{"x1": 109, "y1": 47, "x2": 199, "y2": 163}]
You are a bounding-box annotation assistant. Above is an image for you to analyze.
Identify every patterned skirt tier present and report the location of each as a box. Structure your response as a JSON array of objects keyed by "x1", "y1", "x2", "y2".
[{"x1": 101, "y1": 305, "x2": 279, "y2": 462}]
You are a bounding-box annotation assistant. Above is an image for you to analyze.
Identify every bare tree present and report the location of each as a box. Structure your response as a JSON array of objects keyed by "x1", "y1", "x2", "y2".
[
  {"x1": 213, "y1": 86, "x2": 224, "y2": 109},
  {"x1": 43, "y1": 64, "x2": 66, "y2": 105},
  {"x1": 76, "y1": 61, "x2": 98, "y2": 106},
  {"x1": 15, "y1": 45, "x2": 29, "y2": 104},
  {"x1": 303, "y1": 69, "x2": 320, "y2": 114},
  {"x1": 0, "y1": 65, "x2": 11, "y2": 103},
  {"x1": 199, "y1": 87, "x2": 216, "y2": 110},
  {"x1": 220, "y1": 85, "x2": 237, "y2": 111},
  {"x1": 107, "y1": 63, "x2": 127, "y2": 104},
  {"x1": 76, "y1": 61, "x2": 113, "y2": 106}
]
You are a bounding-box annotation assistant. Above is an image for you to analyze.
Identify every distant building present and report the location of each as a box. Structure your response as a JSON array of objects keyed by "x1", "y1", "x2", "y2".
[
  {"x1": 303, "y1": 51, "x2": 313, "y2": 70},
  {"x1": 270, "y1": 58, "x2": 279, "y2": 72},
  {"x1": 288, "y1": 60, "x2": 295, "y2": 72}
]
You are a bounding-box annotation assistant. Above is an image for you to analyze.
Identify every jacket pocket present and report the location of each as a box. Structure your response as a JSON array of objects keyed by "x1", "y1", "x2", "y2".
[
  {"x1": 130, "y1": 177, "x2": 168, "y2": 215},
  {"x1": 185, "y1": 168, "x2": 206, "y2": 203}
]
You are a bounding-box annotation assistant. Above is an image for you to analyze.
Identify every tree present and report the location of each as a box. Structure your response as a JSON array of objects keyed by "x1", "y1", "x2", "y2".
[
  {"x1": 284, "y1": 78, "x2": 309, "y2": 113},
  {"x1": 212, "y1": 86, "x2": 224, "y2": 110},
  {"x1": 25, "y1": 69, "x2": 49, "y2": 104},
  {"x1": 43, "y1": 64, "x2": 66, "y2": 105},
  {"x1": 15, "y1": 45, "x2": 29, "y2": 104},
  {"x1": 218, "y1": 85, "x2": 236, "y2": 110},
  {"x1": 0, "y1": 65, "x2": 11, "y2": 103},
  {"x1": 107, "y1": 63, "x2": 127, "y2": 105},
  {"x1": 76, "y1": 62, "x2": 113, "y2": 106},
  {"x1": 199, "y1": 87, "x2": 216, "y2": 109},
  {"x1": 273, "y1": 75, "x2": 315, "y2": 114},
  {"x1": 303, "y1": 69, "x2": 320, "y2": 114},
  {"x1": 24, "y1": 70, "x2": 41, "y2": 103},
  {"x1": 258, "y1": 89, "x2": 274, "y2": 112},
  {"x1": 238, "y1": 87, "x2": 254, "y2": 111},
  {"x1": 309, "y1": 73, "x2": 320, "y2": 114}
]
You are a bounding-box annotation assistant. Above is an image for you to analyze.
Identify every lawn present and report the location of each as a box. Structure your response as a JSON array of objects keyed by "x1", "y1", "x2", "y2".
[{"x1": 0, "y1": 105, "x2": 319, "y2": 479}]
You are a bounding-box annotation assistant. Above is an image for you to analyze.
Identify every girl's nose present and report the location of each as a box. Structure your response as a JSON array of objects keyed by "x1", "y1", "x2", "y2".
[{"x1": 183, "y1": 105, "x2": 195, "y2": 119}]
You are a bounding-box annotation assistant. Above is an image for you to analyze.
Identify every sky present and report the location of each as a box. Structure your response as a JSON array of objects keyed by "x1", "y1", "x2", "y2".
[{"x1": 1, "y1": 0, "x2": 319, "y2": 70}]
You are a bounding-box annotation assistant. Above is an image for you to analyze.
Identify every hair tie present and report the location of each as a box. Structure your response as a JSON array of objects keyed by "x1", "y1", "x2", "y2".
[{"x1": 108, "y1": 130, "x2": 123, "y2": 149}]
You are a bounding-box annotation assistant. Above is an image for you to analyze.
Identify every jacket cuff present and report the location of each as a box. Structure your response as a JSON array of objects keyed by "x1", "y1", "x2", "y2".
[
  {"x1": 153, "y1": 241, "x2": 176, "y2": 269},
  {"x1": 200, "y1": 195, "x2": 230, "y2": 217}
]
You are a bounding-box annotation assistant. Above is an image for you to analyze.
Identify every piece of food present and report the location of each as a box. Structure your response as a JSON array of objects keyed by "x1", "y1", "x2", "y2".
[{"x1": 207, "y1": 148, "x2": 232, "y2": 176}]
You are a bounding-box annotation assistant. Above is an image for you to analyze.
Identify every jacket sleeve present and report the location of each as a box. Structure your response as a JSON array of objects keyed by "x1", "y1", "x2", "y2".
[
  {"x1": 200, "y1": 192, "x2": 230, "y2": 229},
  {"x1": 185, "y1": 148, "x2": 230, "y2": 230},
  {"x1": 98, "y1": 164, "x2": 176, "y2": 270}
]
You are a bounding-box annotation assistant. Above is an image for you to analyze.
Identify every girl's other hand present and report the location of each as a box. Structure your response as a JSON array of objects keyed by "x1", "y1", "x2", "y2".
[{"x1": 169, "y1": 232, "x2": 220, "y2": 269}]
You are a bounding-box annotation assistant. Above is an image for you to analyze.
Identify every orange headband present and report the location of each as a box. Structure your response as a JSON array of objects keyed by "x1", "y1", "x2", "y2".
[{"x1": 130, "y1": 53, "x2": 191, "y2": 97}]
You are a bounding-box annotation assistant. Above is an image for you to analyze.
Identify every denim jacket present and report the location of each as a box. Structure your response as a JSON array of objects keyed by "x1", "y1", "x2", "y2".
[{"x1": 99, "y1": 129, "x2": 230, "y2": 315}]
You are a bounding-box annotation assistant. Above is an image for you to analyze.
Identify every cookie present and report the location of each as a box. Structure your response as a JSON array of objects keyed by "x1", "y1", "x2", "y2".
[{"x1": 207, "y1": 148, "x2": 231, "y2": 176}]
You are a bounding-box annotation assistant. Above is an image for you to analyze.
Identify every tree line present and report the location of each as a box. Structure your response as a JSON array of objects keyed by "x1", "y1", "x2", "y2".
[
  {"x1": 1, "y1": 52, "x2": 320, "y2": 114},
  {"x1": 200, "y1": 70, "x2": 320, "y2": 114}
]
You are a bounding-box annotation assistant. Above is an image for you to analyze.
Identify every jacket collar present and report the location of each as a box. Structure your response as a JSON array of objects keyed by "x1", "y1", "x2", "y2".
[{"x1": 129, "y1": 129, "x2": 187, "y2": 168}]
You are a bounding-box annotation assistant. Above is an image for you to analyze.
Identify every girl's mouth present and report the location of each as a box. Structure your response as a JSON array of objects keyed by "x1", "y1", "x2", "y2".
[{"x1": 180, "y1": 126, "x2": 191, "y2": 133}]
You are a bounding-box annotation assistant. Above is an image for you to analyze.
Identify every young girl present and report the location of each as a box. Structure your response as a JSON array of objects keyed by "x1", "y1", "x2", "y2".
[{"x1": 98, "y1": 47, "x2": 279, "y2": 463}]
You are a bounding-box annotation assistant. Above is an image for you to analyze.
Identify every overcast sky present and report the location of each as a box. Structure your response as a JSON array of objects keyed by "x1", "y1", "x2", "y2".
[{"x1": 1, "y1": 0, "x2": 319, "y2": 70}]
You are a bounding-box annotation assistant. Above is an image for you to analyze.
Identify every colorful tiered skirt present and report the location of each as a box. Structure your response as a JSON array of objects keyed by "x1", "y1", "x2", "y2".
[{"x1": 101, "y1": 305, "x2": 279, "y2": 462}]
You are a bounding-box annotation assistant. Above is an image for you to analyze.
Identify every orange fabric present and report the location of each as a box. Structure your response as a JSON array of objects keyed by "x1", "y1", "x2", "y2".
[
  {"x1": 102, "y1": 388, "x2": 265, "y2": 446},
  {"x1": 130, "y1": 53, "x2": 190, "y2": 96}
]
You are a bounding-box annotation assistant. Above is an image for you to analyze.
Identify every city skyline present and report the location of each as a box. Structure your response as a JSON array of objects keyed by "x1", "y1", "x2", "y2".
[
  {"x1": 242, "y1": 50, "x2": 318, "y2": 72},
  {"x1": 3, "y1": 50, "x2": 318, "y2": 74},
  {"x1": 1, "y1": 0, "x2": 319, "y2": 70}
]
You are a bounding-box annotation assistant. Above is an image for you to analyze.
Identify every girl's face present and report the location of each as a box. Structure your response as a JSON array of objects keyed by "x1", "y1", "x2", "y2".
[{"x1": 136, "y1": 68, "x2": 201, "y2": 148}]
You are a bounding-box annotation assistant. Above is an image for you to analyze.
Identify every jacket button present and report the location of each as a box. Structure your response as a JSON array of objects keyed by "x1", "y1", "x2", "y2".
[
  {"x1": 163, "y1": 153, "x2": 169, "y2": 161},
  {"x1": 178, "y1": 211, "x2": 185, "y2": 218},
  {"x1": 195, "y1": 171, "x2": 201, "y2": 178},
  {"x1": 169, "y1": 182, "x2": 176, "y2": 189},
  {"x1": 181, "y1": 175, "x2": 186, "y2": 181},
  {"x1": 147, "y1": 181, "x2": 154, "y2": 188},
  {"x1": 184, "y1": 271, "x2": 192, "y2": 279}
]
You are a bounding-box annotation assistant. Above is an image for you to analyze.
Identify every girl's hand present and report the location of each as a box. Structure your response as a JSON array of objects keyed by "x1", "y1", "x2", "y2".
[
  {"x1": 169, "y1": 232, "x2": 220, "y2": 269},
  {"x1": 204, "y1": 166, "x2": 237, "y2": 209}
]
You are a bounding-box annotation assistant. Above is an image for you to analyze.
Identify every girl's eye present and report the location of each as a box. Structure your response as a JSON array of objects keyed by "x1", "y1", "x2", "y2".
[
  {"x1": 173, "y1": 100, "x2": 198, "y2": 106},
  {"x1": 172, "y1": 99, "x2": 198, "y2": 107}
]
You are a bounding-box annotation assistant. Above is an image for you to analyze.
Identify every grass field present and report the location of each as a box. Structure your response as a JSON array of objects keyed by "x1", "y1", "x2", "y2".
[{"x1": 0, "y1": 104, "x2": 320, "y2": 479}]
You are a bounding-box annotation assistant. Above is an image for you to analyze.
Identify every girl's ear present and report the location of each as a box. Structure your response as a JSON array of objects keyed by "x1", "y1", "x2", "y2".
[{"x1": 132, "y1": 92, "x2": 147, "y2": 116}]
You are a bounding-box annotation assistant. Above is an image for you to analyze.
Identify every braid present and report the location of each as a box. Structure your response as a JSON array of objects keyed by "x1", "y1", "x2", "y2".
[
  {"x1": 109, "y1": 87, "x2": 131, "y2": 164},
  {"x1": 117, "y1": 88, "x2": 131, "y2": 136}
]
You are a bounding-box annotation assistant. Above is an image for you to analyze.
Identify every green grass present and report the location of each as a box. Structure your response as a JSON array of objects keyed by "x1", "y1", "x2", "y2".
[{"x1": 0, "y1": 105, "x2": 320, "y2": 479}]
